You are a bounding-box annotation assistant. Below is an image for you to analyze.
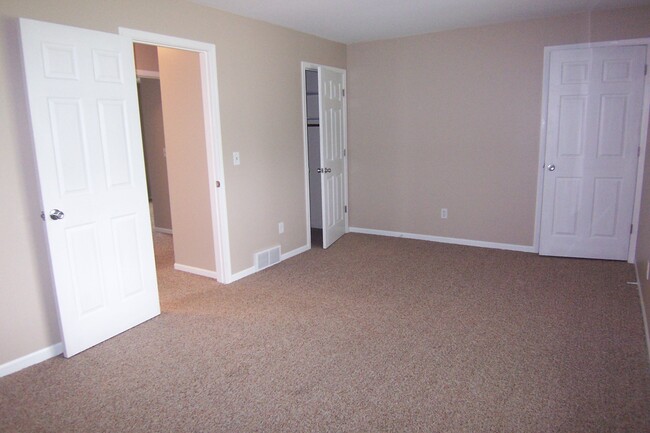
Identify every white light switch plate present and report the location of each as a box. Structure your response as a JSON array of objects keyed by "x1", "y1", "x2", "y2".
[{"x1": 233, "y1": 152, "x2": 240, "y2": 166}]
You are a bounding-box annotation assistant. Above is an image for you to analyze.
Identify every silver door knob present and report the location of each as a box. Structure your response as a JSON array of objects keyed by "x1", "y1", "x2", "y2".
[
  {"x1": 547, "y1": 164, "x2": 556, "y2": 171},
  {"x1": 49, "y1": 209, "x2": 64, "y2": 220},
  {"x1": 317, "y1": 168, "x2": 323, "y2": 173}
]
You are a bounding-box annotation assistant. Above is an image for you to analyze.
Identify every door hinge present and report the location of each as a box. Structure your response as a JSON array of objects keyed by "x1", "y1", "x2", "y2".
[
  {"x1": 344, "y1": 205, "x2": 348, "y2": 213},
  {"x1": 645, "y1": 64, "x2": 648, "y2": 75},
  {"x1": 343, "y1": 149, "x2": 347, "y2": 157},
  {"x1": 631, "y1": 224, "x2": 634, "y2": 234},
  {"x1": 342, "y1": 88, "x2": 345, "y2": 97},
  {"x1": 639, "y1": 147, "x2": 641, "y2": 157}
]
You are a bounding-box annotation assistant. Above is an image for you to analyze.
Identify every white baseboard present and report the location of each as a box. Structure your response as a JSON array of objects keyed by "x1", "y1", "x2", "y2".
[
  {"x1": 0, "y1": 343, "x2": 63, "y2": 378},
  {"x1": 634, "y1": 263, "x2": 650, "y2": 363},
  {"x1": 229, "y1": 243, "x2": 312, "y2": 283},
  {"x1": 229, "y1": 265, "x2": 256, "y2": 282},
  {"x1": 174, "y1": 263, "x2": 219, "y2": 279},
  {"x1": 281, "y1": 244, "x2": 310, "y2": 261},
  {"x1": 154, "y1": 227, "x2": 172, "y2": 235},
  {"x1": 349, "y1": 227, "x2": 536, "y2": 253}
]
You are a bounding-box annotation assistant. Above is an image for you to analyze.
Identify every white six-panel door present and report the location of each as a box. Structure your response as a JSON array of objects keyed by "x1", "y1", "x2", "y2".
[
  {"x1": 20, "y1": 19, "x2": 160, "y2": 357},
  {"x1": 539, "y1": 45, "x2": 646, "y2": 260},
  {"x1": 318, "y1": 66, "x2": 347, "y2": 249}
]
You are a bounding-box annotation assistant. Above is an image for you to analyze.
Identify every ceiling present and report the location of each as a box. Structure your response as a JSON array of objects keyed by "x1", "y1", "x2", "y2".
[{"x1": 190, "y1": 0, "x2": 650, "y2": 44}]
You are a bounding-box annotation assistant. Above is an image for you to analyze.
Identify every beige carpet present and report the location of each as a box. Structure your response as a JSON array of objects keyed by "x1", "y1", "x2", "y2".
[{"x1": 1, "y1": 233, "x2": 649, "y2": 432}]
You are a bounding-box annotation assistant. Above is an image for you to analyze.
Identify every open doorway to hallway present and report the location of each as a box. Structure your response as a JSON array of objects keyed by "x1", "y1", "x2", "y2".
[
  {"x1": 132, "y1": 42, "x2": 224, "y2": 279},
  {"x1": 121, "y1": 27, "x2": 232, "y2": 283}
]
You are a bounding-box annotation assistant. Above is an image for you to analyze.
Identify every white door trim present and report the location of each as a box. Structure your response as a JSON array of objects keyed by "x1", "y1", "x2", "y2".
[
  {"x1": 301, "y1": 62, "x2": 316, "y2": 248},
  {"x1": 535, "y1": 38, "x2": 650, "y2": 263},
  {"x1": 119, "y1": 28, "x2": 232, "y2": 282},
  {"x1": 301, "y1": 62, "x2": 349, "y2": 248}
]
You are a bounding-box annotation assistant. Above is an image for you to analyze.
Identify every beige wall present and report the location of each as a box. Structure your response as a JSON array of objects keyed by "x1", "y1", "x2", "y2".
[
  {"x1": 347, "y1": 7, "x2": 650, "y2": 247},
  {"x1": 134, "y1": 42, "x2": 159, "y2": 72},
  {"x1": 137, "y1": 77, "x2": 172, "y2": 231},
  {"x1": 158, "y1": 46, "x2": 215, "y2": 271},
  {"x1": 135, "y1": 42, "x2": 170, "y2": 232},
  {"x1": 0, "y1": 0, "x2": 345, "y2": 365}
]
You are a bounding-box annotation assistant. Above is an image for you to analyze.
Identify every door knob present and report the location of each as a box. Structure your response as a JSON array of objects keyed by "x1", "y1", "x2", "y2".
[
  {"x1": 317, "y1": 168, "x2": 323, "y2": 173},
  {"x1": 547, "y1": 164, "x2": 556, "y2": 171},
  {"x1": 49, "y1": 209, "x2": 64, "y2": 220},
  {"x1": 324, "y1": 168, "x2": 332, "y2": 173}
]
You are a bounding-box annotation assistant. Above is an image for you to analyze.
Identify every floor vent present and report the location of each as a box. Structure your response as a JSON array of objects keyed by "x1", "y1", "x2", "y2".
[{"x1": 255, "y1": 246, "x2": 281, "y2": 271}]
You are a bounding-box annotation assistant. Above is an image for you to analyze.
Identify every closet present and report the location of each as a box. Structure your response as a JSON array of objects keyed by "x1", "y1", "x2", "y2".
[{"x1": 305, "y1": 69, "x2": 322, "y2": 247}]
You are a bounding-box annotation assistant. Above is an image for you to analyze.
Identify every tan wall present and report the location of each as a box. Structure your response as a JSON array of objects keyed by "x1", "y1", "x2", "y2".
[
  {"x1": 158, "y1": 46, "x2": 215, "y2": 271},
  {"x1": 347, "y1": 7, "x2": 650, "y2": 246},
  {"x1": 134, "y1": 42, "x2": 159, "y2": 72},
  {"x1": 137, "y1": 77, "x2": 172, "y2": 231},
  {"x1": 0, "y1": 0, "x2": 345, "y2": 365}
]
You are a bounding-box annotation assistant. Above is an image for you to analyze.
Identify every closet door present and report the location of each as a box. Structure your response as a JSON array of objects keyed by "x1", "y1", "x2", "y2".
[{"x1": 319, "y1": 66, "x2": 347, "y2": 248}]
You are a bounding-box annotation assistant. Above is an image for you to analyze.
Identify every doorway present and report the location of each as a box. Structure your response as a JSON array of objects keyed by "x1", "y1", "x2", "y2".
[
  {"x1": 305, "y1": 69, "x2": 323, "y2": 247},
  {"x1": 134, "y1": 48, "x2": 172, "y2": 237},
  {"x1": 134, "y1": 43, "x2": 214, "y2": 278},
  {"x1": 20, "y1": 18, "x2": 233, "y2": 357},
  {"x1": 536, "y1": 40, "x2": 650, "y2": 262},
  {"x1": 302, "y1": 62, "x2": 349, "y2": 250},
  {"x1": 121, "y1": 28, "x2": 232, "y2": 283}
]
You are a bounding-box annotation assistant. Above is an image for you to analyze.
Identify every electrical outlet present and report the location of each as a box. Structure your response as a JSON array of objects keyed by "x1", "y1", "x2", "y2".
[
  {"x1": 441, "y1": 208, "x2": 448, "y2": 219},
  {"x1": 233, "y1": 152, "x2": 240, "y2": 166},
  {"x1": 279, "y1": 222, "x2": 284, "y2": 234}
]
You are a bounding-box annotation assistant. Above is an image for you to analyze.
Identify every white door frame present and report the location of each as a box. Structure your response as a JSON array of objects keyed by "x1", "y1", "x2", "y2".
[
  {"x1": 119, "y1": 28, "x2": 232, "y2": 282},
  {"x1": 534, "y1": 38, "x2": 650, "y2": 263},
  {"x1": 301, "y1": 62, "x2": 349, "y2": 247}
]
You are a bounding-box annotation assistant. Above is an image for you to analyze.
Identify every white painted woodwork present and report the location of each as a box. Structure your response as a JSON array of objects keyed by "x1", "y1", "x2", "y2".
[
  {"x1": 318, "y1": 66, "x2": 347, "y2": 248},
  {"x1": 20, "y1": 19, "x2": 160, "y2": 357},
  {"x1": 539, "y1": 45, "x2": 646, "y2": 260}
]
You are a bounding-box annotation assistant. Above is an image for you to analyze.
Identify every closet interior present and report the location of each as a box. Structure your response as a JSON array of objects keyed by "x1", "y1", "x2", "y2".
[{"x1": 305, "y1": 69, "x2": 323, "y2": 248}]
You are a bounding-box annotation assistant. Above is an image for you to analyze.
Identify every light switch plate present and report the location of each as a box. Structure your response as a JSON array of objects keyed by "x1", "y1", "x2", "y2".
[{"x1": 233, "y1": 152, "x2": 240, "y2": 166}]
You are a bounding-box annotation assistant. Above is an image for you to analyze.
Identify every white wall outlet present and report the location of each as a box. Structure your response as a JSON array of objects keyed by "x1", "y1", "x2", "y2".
[
  {"x1": 441, "y1": 208, "x2": 448, "y2": 219},
  {"x1": 278, "y1": 222, "x2": 284, "y2": 234},
  {"x1": 233, "y1": 151, "x2": 240, "y2": 166}
]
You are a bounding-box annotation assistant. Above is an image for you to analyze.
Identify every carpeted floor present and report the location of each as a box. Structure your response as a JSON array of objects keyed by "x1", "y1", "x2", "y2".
[{"x1": 1, "y1": 233, "x2": 650, "y2": 432}]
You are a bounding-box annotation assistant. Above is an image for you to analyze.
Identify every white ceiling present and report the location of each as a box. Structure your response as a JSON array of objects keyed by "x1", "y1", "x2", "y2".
[{"x1": 190, "y1": 0, "x2": 650, "y2": 44}]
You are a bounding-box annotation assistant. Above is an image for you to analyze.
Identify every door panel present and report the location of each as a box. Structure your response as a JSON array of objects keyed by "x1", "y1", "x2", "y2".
[
  {"x1": 319, "y1": 67, "x2": 347, "y2": 248},
  {"x1": 539, "y1": 45, "x2": 646, "y2": 260},
  {"x1": 20, "y1": 18, "x2": 160, "y2": 357}
]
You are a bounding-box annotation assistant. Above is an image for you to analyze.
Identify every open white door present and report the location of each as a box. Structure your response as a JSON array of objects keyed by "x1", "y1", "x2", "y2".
[
  {"x1": 319, "y1": 66, "x2": 347, "y2": 248},
  {"x1": 20, "y1": 18, "x2": 160, "y2": 357},
  {"x1": 539, "y1": 45, "x2": 646, "y2": 260}
]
